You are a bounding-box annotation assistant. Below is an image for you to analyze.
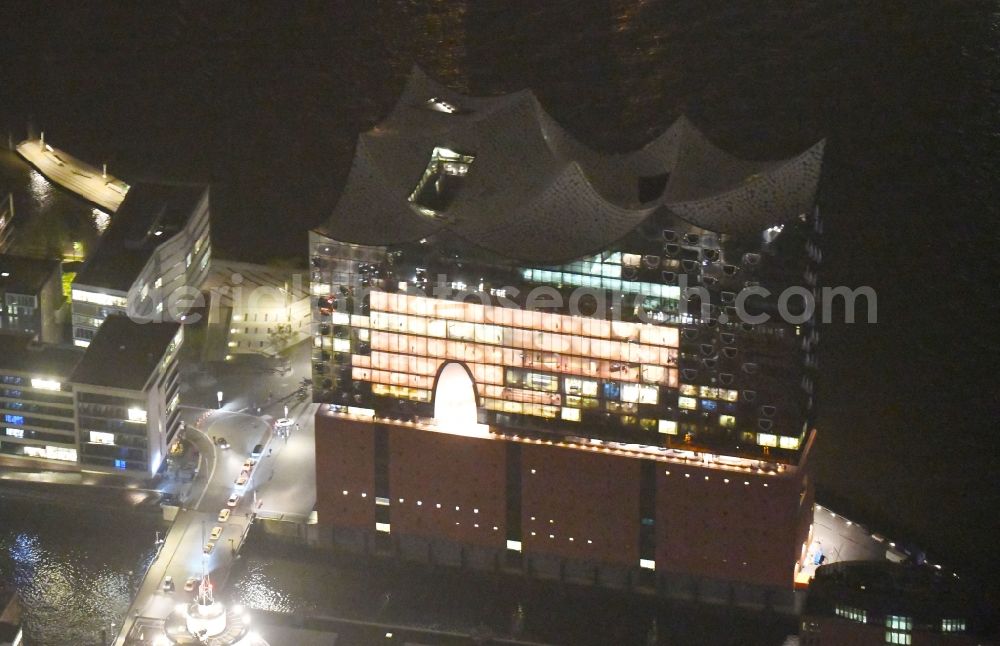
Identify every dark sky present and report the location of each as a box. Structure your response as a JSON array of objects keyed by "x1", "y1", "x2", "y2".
[{"x1": 1, "y1": 0, "x2": 998, "y2": 591}]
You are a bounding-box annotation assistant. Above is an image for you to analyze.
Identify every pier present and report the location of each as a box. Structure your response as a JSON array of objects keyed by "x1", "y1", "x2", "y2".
[{"x1": 15, "y1": 138, "x2": 128, "y2": 212}]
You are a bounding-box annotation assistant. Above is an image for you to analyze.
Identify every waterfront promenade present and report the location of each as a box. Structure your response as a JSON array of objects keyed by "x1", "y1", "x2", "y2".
[{"x1": 15, "y1": 138, "x2": 128, "y2": 212}]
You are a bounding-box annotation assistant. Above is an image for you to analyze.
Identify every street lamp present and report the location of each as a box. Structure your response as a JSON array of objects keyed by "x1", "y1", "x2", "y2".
[{"x1": 217, "y1": 391, "x2": 223, "y2": 409}]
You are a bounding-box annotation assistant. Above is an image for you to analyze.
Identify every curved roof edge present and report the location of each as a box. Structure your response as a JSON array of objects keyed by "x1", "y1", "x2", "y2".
[{"x1": 318, "y1": 66, "x2": 826, "y2": 258}]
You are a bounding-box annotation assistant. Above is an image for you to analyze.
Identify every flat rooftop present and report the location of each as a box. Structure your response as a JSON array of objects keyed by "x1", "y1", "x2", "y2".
[
  {"x1": 0, "y1": 334, "x2": 82, "y2": 378},
  {"x1": 71, "y1": 315, "x2": 180, "y2": 391},
  {"x1": 75, "y1": 182, "x2": 206, "y2": 293},
  {"x1": 0, "y1": 254, "x2": 60, "y2": 294},
  {"x1": 204, "y1": 259, "x2": 311, "y2": 304}
]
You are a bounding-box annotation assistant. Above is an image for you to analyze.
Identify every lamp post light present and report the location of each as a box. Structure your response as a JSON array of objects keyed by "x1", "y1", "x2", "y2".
[{"x1": 217, "y1": 391, "x2": 223, "y2": 409}]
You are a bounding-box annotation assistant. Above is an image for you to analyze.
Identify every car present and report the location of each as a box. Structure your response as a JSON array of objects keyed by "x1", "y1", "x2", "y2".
[
  {"x1": 227, "y1": 494, "x2": 239, "y2": 507},
  {"x1": 162, "y1": 576, "x2": 174, "y2": 593},
  {"x1": 235, "y1": 473, "x2": 248, "y2": 486},
  {"x1": 218, "y1": 508, "x2": 231, "y2": 522},
  {"x1": 214, "y1": 436, "x2": 230, "y2": 450},
  {"x1": 251, "y1": 443, "x2": 264, "y2": 458},
  {"x1": 184, "y1": 576, "x2": 198, "y2": 592},
  {"x1": 209, "y1": 526, "x2": 223, "y2": 540},
  {"x1": 203, "y1": 542, "x2": 215, "y2": 554},
  {"x1": 243, "y1": 458, "x2": 256, "y2": 469}
]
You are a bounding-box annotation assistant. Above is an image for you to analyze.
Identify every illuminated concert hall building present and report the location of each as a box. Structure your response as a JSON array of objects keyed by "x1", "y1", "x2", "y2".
[{"x1": 310, "y1": 67, "x2": 825, "y2": 608}]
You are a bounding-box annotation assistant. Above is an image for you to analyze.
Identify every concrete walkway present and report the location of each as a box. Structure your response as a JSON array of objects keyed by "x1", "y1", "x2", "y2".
[{"x1": 16, "y1": 138, "x2": 128, "y2": 212}]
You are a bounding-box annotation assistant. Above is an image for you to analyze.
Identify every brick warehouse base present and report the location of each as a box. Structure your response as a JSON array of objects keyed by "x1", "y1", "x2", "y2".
[{"x1": 315, "y1": 410, "x2": 814, "y2": 613}]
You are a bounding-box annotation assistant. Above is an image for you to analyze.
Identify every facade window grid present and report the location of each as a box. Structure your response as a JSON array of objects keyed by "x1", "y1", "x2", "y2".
[
  {"x1": 941, "y1": 618, "x2": 965, "y2": 633},
  {"x1": 834, "y1": 605, "x2": 867, "y2": 624}
]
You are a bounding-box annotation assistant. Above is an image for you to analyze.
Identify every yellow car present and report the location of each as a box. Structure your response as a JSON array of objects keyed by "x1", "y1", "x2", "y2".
[
  {"x1": 202, "y1": 542, "x2": 215, "y2": 554},
  {"x1": 210, "y1": 526, "x2": 223, "y2": 540},
  {"x1": 218, "y1": 509, "x2": 231, "y2": 522}
]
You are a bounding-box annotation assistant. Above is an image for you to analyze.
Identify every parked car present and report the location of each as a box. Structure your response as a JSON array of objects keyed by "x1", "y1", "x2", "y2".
[
  {"x1": 218, "y1": 508, "x2": 231, "y2": 522},
  {"x1": 184, "y1": 576, "x2": 198, "y2": 592},
  {"x1": 203, "y1": 542, "x2": 215, "y2": 554},
  {"x1": 214, "y1": 436, "x2": 230, "y2": 450},
  {"x1": 227, "y1": 494, "x2": 239, "y2": 507},
  {"x1": 210, "y1": 526, "x2": 223, "y2": 540},
  {"x1": 235, "y1": 473, "x2": 248, "y2": 486},
  {"x1": 251, "y1": 443, "x2": 264, "y2": 458},
  {"x1": 162, "y1": 576, "x2": 174, "y2": 593}
]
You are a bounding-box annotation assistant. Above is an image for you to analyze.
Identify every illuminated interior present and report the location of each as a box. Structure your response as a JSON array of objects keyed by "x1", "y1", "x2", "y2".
[{"x1": 433, "y1": 362, "x2": 479, "y2": 433}]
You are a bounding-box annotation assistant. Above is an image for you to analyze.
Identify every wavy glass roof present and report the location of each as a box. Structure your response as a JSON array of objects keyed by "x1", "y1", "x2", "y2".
[{"x1": 318, "y1": 66, "x2": 824, "y2": 263}]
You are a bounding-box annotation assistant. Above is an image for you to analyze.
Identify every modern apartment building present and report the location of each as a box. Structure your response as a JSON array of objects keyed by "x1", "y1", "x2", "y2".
[
  {"x1": 70, "y1": 315, "x2": 183, "y2": 476},
  {"x1": 0, "y1": 334, "x2": 81, "y2": 465},
  {"x1": 800, "y1": 561, "x2": 990, "y2": 645},
  {"x1": 309, "y1": 68, "x2": 825, "y2": 609},
  {"x1": 0, "y1": 254, "x2": 64, "y2": 343},
  {"x1": 71, "y1": 182, "x2": 210, "y2": 347}
]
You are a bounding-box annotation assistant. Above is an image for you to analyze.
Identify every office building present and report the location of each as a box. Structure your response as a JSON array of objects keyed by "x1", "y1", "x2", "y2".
[
  {"x1": 71, "y1": 182, "x2": 210, "y2": 347},
  {"x1": 800, "y1": 561, "x2": 991, "y2": 645},
  {"x1": 0, "y1": 255, "x2": 64, "y2": 343},
  {"x1": 0, "y1": 335, "x2": 81, "y2": 465},
  {"x1": 70, "y1": 315, "x2": 182, "y2": 476},
  {"x1": 310, "y1": 67, "x2": 824, "y2": 608}
]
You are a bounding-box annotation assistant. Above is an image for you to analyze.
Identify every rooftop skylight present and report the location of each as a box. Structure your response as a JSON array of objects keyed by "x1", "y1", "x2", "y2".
[{"x1": 408, "y1": 147, "x2": 475, "y2": 218}]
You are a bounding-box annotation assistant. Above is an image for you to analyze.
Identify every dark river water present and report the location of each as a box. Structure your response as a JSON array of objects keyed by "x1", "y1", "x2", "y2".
[{"x1": 1, "y1": 1, "x2": 998, "y2": 642}]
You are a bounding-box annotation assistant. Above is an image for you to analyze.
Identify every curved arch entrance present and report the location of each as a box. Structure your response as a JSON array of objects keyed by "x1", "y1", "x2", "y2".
[{"x1": 433, "y1": 362, "x2": 479, "y2": 433}]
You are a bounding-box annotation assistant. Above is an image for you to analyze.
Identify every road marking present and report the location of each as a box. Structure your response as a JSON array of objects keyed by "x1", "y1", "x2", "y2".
[{"x1": 189, "y1": 426, "x2": 217, "y2": 511}]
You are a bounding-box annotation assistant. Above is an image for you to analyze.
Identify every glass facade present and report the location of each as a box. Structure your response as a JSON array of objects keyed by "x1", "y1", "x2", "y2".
[{"x1": 311, "y1": 205, "x2": 821, "y2": 463}]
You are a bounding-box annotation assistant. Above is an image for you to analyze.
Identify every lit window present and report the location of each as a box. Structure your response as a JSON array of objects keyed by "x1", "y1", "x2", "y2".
[
  {"x1": 30, "y1": 378, "x2": 61, "y2": 391},
  {"x1": 678, "y1": 396, "x2": 697, "y2": 410},
  {"x1": 658, "y1": 420, "x2": 677, "y2": 435},
  {"x1": 834, "y1": 605, "x2": 867, "y2": 624},
  {"x1": 561, "y1": 407, "x2": 580, "y2": 422},
  {"x1": 127, "y1": 408, "x2": 148, "y2": 424},
  {"x1": 45, "y1": 446, "x2": 77, "y2": 462},
  {"x1": 719, "y1": 415, "x2": 736, "y2": 428},
  {"x1": 779, "y1": 436, "x2": 800, "y2": 450},
  {"x1": 89, "y1": 431, "x2": 115, "y2": 445},
  {"x1": 886, "y1": 616, "x2": 912, "y2": 631},
  {"x1": 757, "y1": 433, "x2": 777, "y2": 447},
  {"x1": 506, "y1": 540, "x2": 522, "y2": 552},
  {"x1": 5, "y1": 428, "x2": 23, "y2": 438},
  {"x1": 941, "y1": 619, "x2": 965, "y2": 633},
  {"x1": 638, "y1": 385, "x2": 659, "y2": 405}
]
